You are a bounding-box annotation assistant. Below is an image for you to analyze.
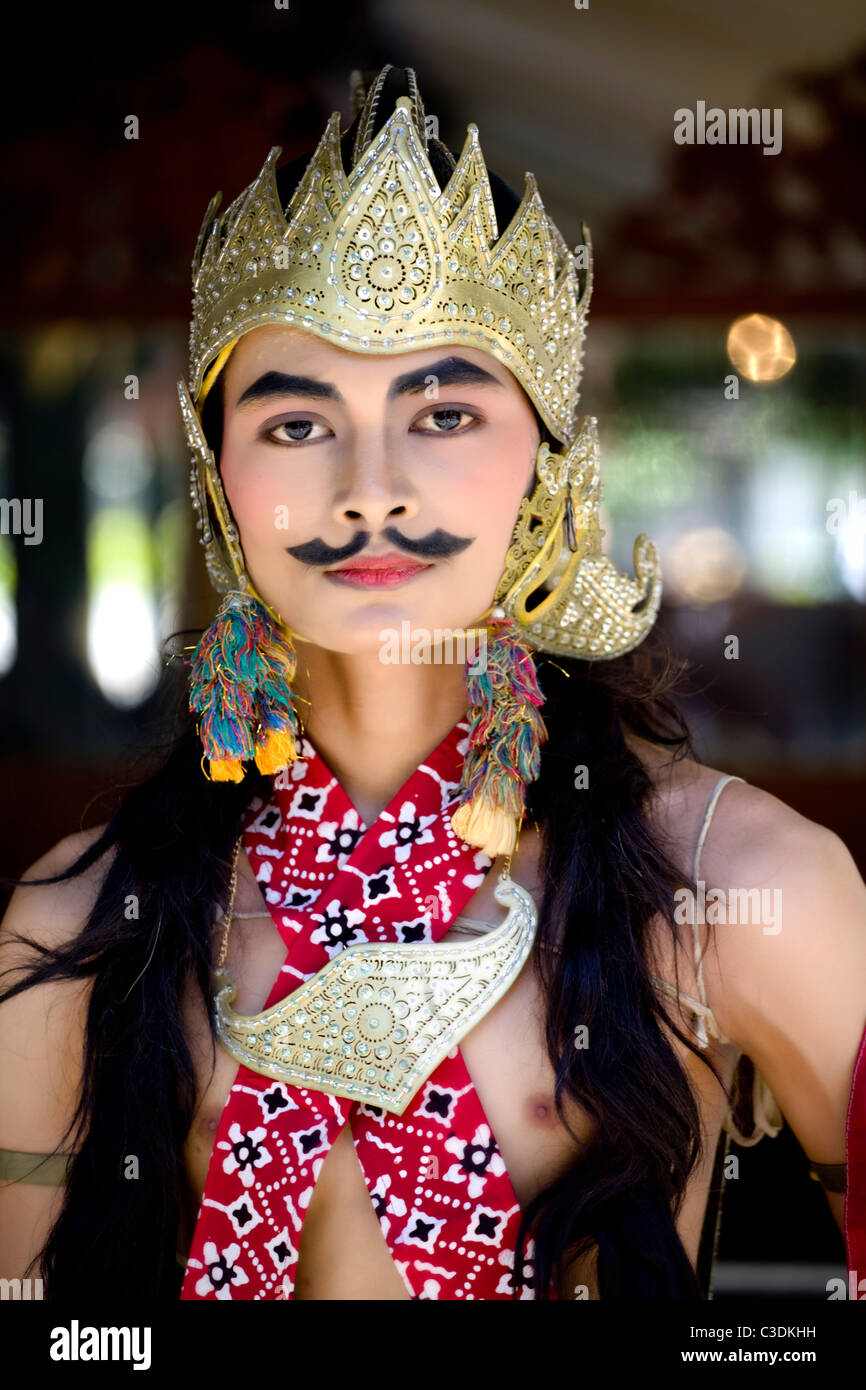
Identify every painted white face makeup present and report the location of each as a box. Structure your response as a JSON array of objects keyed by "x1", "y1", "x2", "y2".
[{"x1": 217, "y1": 324, "x2": 541, "y2": 654}]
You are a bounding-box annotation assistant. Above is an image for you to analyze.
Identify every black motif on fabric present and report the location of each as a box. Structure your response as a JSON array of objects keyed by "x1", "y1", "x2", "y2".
[
  {"x1": 371, "y1": 1189, "x2": 389, "y2": 1219},
  {"x1": 461, "y1": 1136, "x2": 496, "y2": 1175},
  {"x1": 288, "y1": 784, "x2": 329, "y2": 823},
  {"x1": 315, "y1": 903, "x2": 365, "y2": 948},
  {"x1": 475, "y1": 1212, "x2": 501, "y2": 1239},
  {"x1": 396, "y1": 815, "x2": 425, "y2": 846},
  {"x1": 262, "y1": 1086, "x2": 290, "y2": 1116},
  {"x1": 249, "y1": 804, "x2": 282, "y2": 840},
  {"x1": 409, "y1": 1216, "x2": 436, "y2": 1244},
  {"x1": 423, "y1": 1089, "x2": 455, "y2": 1120},
  {"x1": 321, "y1": 825, "x2": 364, "y2": 858},
  {"x1": 232, "y1": 1132, "x2": 265, "y2": 1173},
  {"x1": 299, "y1": 1128, "x2": 323, "y2": 1155},
  {"x1": 283, "y1": 887, "x2": 320, "y2": 910},
  {"x1": 231, "y1": 1199, "x2": 255, "y2": 1231},
  {"x1": 399, "y1": 919, "x2": 428, "y2": 943},
  {"x1": 205, "y1": 1251, "x2": 240, "y2": 1291},
  {"x1": 367, "y1": 866, "x2": 396, "y2": 901}
]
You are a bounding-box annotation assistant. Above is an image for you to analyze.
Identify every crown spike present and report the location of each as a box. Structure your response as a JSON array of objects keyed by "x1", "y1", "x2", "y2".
[
  {"x1": 439, "y1": 123, "x2": 498, "y2": 246},
  {"x1": 191, "y1": 192, "x2": 223, "y2": 290}
]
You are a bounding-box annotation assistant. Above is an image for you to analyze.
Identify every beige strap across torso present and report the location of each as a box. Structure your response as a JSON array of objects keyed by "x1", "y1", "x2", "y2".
[
  {"x1": 650, "y1": 773, "x2": 783, "y2": 1147},
  {"x1": 651, "y1": 773, "x2": 742, "y2": 1051}
]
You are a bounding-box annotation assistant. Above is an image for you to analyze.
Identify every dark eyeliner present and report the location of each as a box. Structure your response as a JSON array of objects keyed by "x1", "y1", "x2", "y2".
[
  {"x1": 260, "y1": 417, "x2": 328, "y2": 445},
  {"x1": 411, "y1": 405, "x2": 484, "y2": 433}
]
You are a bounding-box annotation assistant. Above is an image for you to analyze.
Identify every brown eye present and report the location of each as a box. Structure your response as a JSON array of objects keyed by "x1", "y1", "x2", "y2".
[
  {"x1": 413, "y1": 408, "x2": 478, "y2": 433},
  {"x1": 266, "y1": 419, "x2": 329, "y2": 444},
  {"x1": 282, "y1": 420, "x2": 314, "y2": 441}
]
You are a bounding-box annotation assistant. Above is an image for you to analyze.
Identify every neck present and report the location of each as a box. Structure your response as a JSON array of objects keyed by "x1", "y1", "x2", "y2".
[{"x1": 291, "y1": 645, "x2": 470, "y2": 825}]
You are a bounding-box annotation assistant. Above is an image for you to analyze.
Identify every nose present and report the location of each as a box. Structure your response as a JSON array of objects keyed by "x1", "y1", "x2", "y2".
[{"x1": 330, "y1": 434, "x2": 421, "y2": 532}]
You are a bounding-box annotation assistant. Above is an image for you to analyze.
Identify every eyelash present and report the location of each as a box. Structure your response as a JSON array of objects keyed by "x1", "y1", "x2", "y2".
[{"x1": 262, "y1": 407, "x2": 482, "y2": 446}]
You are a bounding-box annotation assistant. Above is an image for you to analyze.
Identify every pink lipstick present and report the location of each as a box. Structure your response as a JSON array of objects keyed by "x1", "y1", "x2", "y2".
[{"x1": 324, "y1": 553, "x2": 434, "y2": 589}]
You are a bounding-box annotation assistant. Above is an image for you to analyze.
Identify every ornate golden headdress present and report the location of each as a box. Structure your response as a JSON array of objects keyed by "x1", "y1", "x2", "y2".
[{"x1": 180, "y1": 64, "x2": 661, "y2": 660}]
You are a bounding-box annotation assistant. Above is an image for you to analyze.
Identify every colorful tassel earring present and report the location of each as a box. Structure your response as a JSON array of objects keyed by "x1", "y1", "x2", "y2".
[
  {"x1": 187, "y1": 589, "x2": 302, "y2": 783},
  {"x1": 450, "y1": 607, "x2": 548, "y2": 858}
]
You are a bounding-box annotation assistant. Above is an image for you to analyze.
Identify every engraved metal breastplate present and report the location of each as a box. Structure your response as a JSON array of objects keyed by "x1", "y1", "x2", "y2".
[{"x1": 214, "y1": 864, "x2": 538, "y2": 1116}]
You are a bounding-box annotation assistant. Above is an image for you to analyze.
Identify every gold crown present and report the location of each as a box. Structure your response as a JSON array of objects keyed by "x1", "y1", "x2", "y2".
[{"x1": 187, "y1": 94, "x2": 592, "y2": 445}]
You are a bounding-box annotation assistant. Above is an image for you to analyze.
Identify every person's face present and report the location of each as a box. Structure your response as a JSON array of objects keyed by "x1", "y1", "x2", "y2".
[{"x1": 217, "y1": 325, "x2": 542, "y2": 653}]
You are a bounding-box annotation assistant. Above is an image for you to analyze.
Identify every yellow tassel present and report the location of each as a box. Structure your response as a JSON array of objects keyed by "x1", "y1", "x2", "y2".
[
  {"x1": 451, "y1": 798, "x2": 517, "y2": 858},
  {"x1": 209, "y1": 757, "x2": 245, "y2": 783},
  {"x1": 254, "y1": 728, "x2": 298, "y2": 775}
]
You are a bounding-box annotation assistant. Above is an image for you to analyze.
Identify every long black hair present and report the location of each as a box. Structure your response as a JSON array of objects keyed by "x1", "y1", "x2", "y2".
[{"x1": 0, "y1": 76, "x2": 728, "y2": 1300}]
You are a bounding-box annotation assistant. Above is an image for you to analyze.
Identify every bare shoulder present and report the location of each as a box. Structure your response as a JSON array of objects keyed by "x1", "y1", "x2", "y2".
[
  {"x1": 624, "y1": 730, "x2": 745, "y2": 874},
  {"x1": 1, "y1": 824, "x2": 114, "y2": 960},
  {"x1": 626, "y1": 728, "x2": 866, "y2": 1028},
  {"x1": 629, "y1": 732, "x2": 866, "y2": 1170},
  {"x1": 624, "y1": 730, "x2": 834, "y2": 886},
  {"x1": 689, "y1": 771, "x2": 866, "y2": 1046},
  {"x1": 0, "y1": 823, "x2": 114, "y2": 1151}
]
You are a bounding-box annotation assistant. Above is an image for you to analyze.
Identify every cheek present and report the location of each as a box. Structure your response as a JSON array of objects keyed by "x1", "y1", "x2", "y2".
[
  {"x1": 221, "y1": 445, "x2": 323, "y2": 547},
  {"x1": 445, "y1": 456, "x2": 528, "y2": 552}
]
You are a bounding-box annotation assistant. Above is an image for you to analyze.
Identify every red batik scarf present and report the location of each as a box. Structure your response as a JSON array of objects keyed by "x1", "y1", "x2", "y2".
[{"x1": 180, "y1": 717, "x2": 540, "y2": 1301}]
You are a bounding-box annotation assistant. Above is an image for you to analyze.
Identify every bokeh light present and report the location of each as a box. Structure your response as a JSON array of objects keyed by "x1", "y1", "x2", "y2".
[{"x1": 727, "y1": 314, "x2": 797, "y2": 382}]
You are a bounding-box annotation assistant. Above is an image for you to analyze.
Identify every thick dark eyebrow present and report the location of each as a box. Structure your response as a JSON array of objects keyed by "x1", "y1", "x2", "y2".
[
  {"x1": 234, "y1": 371, "x2": 340, "y2": 410},
  {"x1": 387, "y1": 356, "x2": 505, "y2": 399},
  {"x1": 232, "y1": 356, "x2": 504, "y2": 412}
]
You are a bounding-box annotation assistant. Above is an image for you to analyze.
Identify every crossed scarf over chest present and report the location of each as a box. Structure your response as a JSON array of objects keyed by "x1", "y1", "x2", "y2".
[{"x1": 180, "y1": 718, "x2": 542, "y2": 1301}]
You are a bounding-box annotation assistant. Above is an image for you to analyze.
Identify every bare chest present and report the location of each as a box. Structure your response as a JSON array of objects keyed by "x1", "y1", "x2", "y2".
[{"x1": 179, "y1": 837, "x2": 734, "y2": 1298}]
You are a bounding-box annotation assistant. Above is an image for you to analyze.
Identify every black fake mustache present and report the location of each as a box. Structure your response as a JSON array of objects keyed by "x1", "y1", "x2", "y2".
[{"x1": 285, "y1": 526, "x2": 474, "y2": 566}]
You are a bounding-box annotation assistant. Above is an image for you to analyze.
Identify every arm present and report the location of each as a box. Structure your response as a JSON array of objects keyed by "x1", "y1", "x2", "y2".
[
  {"x1": 0, "y1": 828, "x2": 107, "y2": 1280},
  {"x1": 697, "y1": 785, "x2": 866, "y2": 1245}
]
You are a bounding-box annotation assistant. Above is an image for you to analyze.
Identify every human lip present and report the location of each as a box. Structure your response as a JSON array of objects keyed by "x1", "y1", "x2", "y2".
[{"x1": 323, "y1": 553, "x2": 434, "y2": 588}]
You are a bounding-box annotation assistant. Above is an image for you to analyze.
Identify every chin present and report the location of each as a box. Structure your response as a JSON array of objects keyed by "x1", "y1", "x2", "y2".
[{"x1": 285, "y1": 591, "x2": 494, "y2": 660}]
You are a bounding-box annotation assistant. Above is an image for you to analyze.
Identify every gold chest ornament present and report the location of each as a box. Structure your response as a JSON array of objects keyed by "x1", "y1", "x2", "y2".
[{"x1": 214, "y1": 852, "x2": 538, "y2": 1116}]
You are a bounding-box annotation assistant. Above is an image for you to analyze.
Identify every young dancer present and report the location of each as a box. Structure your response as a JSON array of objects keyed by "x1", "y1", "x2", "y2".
[{"x1": 2, "y1": 64, "x2": 864, "y2": 1301}]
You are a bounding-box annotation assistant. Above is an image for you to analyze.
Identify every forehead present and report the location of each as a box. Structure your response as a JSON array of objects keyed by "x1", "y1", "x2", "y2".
[{"x1": 222, "y1": 324, "x2": 522, "y2": 402}]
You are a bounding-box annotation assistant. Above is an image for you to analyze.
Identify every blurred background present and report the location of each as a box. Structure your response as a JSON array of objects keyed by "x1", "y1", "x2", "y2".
[{"x1": 0, "y1": 0, "x2": 863, "y2": 1299}]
